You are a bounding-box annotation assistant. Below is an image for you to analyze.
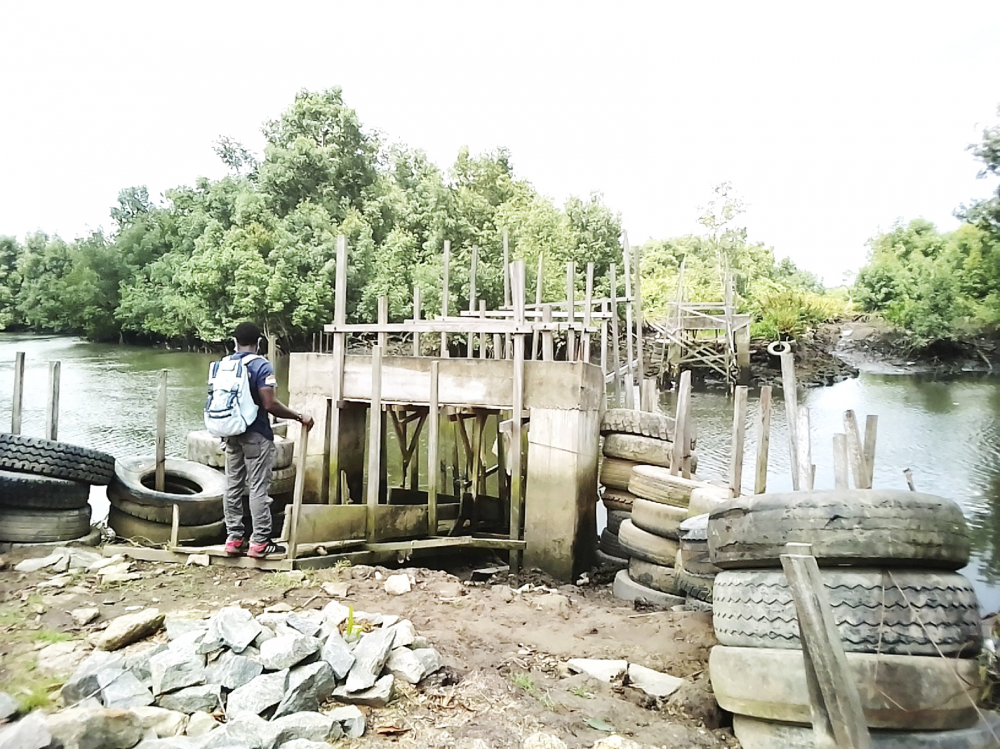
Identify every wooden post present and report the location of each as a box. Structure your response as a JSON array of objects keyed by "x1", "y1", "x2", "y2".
[
  {"x1": 798, "y1": 405, "x2": 814, "y2": 491},
  {"x1": 583, "y1": 262, "x2": 594, "y2": 363},
  {"x1": 330, "y1": 235, "x2": 349, "y2": 503},
  {"x1": 623, "y1": 243, "x2": 635, "y2": 408},
  {"x1": 45, "y1": 361, "x2": 61, "y2": 441},
  {"x1": 862, "y1": 415, "x2": 877, "y2": 488},
  {"x1": 412, "y1": 286, "x2": 421, "y2": 357},
  {"x1": 729, "y1": 386, "x2": 748, "y2": 497},
  {"x1": 377, "y1": 296, "x2": 388, "y2": 350},
  {"x1": 366, "y1": 346, "x2": 383, "y2": 541},
  {"x1": 428, "y1": 361, "x2": 440, "y2": 536},
  {"x1": 532, "y1": 253, "x2": 544, "y2": 360},
  {"x1": 510, "y1": 260, "x2": 526, "y2": 572},
  {"x1": 441, "y1": 240, "x2": 450, "y2": 357},
  {"x1": 479, "y1": 300, "x2": 488, "y2": 360},
  {"x1": 833, "y1": 433, "x2": 849, "y2": 489},
  {"x1": 843, "y1": 410, "x2": 865, "y2": 489},
  {"x1": 503, "y1": 229, "x2": 511, "y2": 309},
  {"x1": 287, "y1": 421, "x2": 312, "y2": 561},
  {"x1": 321, "y1": 398, "x2": 333, "y2": 503},
  {"x1": 600, "y1": 301, "x2": 608, "y2": 381},
  {"x1": 781, "y1": 543, "x2": 872, "y2": 749},
  {"x1": 904, "y1": 468, "x2": 916, "y2": 491},
  {"x1": 541, "y1": 304, "x2": 554, "y2": 361},
  {"x1": 630, "y1": 233, "x2": 644, "y2": 395},
  {"x1": 780, "y1": 350, "x2": 800, "y2": 490},
  {"x1": 170, "y1": 503, "x2": 179, "y2": 549},
  {"x1": 565, "y1": 261, "x2": 575, "y2": 360},
  {"x1": 155, "y1": 369, "x2": 167, "y2": 492},
  {"x1": 670, "y1": 370, "x2": 691, "y2": 476},
  {"x1": 11, "y1": 351, "x2": 24, "y2": 434},
  {"x1": 640, "y1": 379, "x2": 658, "y2": 412},
  {"x1": 610, "y1": 264, "x2": 621, "y2": 407},
  {"x1": 755, "y1": 385, "x2": 772, "y2": 494},
  {"x1": 468, "y1": 245, "x2": 478, "y2": 358}
]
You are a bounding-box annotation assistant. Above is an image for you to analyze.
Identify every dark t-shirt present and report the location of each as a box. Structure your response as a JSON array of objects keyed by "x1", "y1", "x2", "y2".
[{"x1": 232, "y1": 352, "x2": 275, "y2": 441}]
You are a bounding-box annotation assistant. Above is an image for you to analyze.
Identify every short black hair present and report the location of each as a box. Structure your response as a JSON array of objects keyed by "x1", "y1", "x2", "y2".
[{"x1": 233, "y1": 322, "x2": 262, "y2": 346}]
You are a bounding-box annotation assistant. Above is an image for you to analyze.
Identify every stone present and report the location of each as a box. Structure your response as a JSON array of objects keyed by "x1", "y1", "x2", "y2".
[
  {"x1": 270, "y1": 711, "x2": 338, "y2": 744},
  {"x1": 210, "y1": 607, "x2": 261, "y2": 653},
  {"x1": 97, "y1": 667, "x2": 154, "y2": 708},
  {"x1": 156, "y1": 684, "x2": 222, "y2": 714},
  {"x1": 14, "y1": 550, "x2": 68, "y2": 573},
  {"x1": 387, "y1": 619, "x2": 416, "y2": 649},
  {"x1": 185, "y1": 554, "x2": 209, "y2": 567},
  {"x1": 0, "y1": 710, "x2": 52, "y2": 749},
  {"x1": 99, "y1": 562, "x2": 132, "y2": 577},
  {"x1": 37, "y1": 573, "x2": 73, "y2": 589},
  {"x1": 0, "y1": 692, "x2": 17, "y2": 722},
  {"x1": 285, "y1": 570, "x2": 307, "y2": 582},
  {"x1": 205, "y1": 650, "x2": 263, "y2": 690},
  {"x1": 125, "y1": 643, "x2": 169, "y2": 688},
  {"x1": 274, "y1": 662, "x2": 336, "y2": 718},
  {"x1": 592, "y1": 737, "x2": 642, "y2": 749},
  {"x1": 523, "y1": 734, "x2": 567, "y2": 749},
  {"x1": 319, "y1": 633, "x2": 354, "y2": 680},
  {"x1": 413, "y1": 648, "x2": 444, "y2": 678},
  {"x1": 321, "y1": 581, "x2": 350, "y2": 598},
  {"x1": 225, "y1": 669, "x2": 288, "y2": 716},
  {"x1": 87, "y1": 555, "x2": 123, "y2": 572},
  {"x1": 286, "y1": 612, "x2": 322, "y2": 638},
  {"x1": 279, "y1": 741, "x2": 331, "y2": 749},
  {"x1": 535, "y1": 592, "x2": 572, "y2": 619},
  {"x1": 666, "y1": 681, "x2": 722, "y2": 729},
  {"x1": 198, "y1": 711, "x2": 272, "y2": 749},
  {"x1": 164, "y1": 617, "x2": 207, "y2": 641},
  {"x1": 44, "y1": 706, "x2": 143, "y2": 749},
  {"x1": 384, "y1": 647, "x2": 425, "y2": 684},
  {"x1": 566, "y1": 659, "x2": 627, "y2": 683},
  {"x1": 344, "y1": 627, "x2": 394, "y2": 693},
  {"x1": 71, "y1": 607, "x2": 100, "y2": 626},
  {"x1": 320, "y1": 601, "x2": 350, "y2": 628},
  {"x1": 493, "y1": 585, "x2": 514, "y2": 603},
  {"x1": 184, "y1": 711, "x2": 218, "y2": 737},
  {"x1": 61, "y1": 650, "x2": 126, "y2": 704},
  {"x1": 256, "y1": 612, "x2": 287, "y2": 631},
  {"x1": 100, "y1": 572, "x2": 143, "y2": 585},
  {"x1": 129, "y1": 706, "x2": 188, "y2": 738},
  {"x1": 384, "y1": 574, "x2": 411, "y2": 595},
  {"x1": 264, "y1": 602, "x2": 293, "y2": 613},
  {"x1": 253, "y1": 627, "x2": 275, "y2": 647},
  {"x1": 327, "y1": 705, "x2": 365, "y2": 738},
  {"x1": 332, "y1": 674, "x2": 394, "y2": 708},
  {"x1": 433, "y1": 581, "x2": 465, "y2": 598},
  {"x1": 259, "y1": 633, "x2": 321, "y2": 671},
  {"x1": 626, "y1": 663, "x2": 684, "y2": 698},
  {"x1": 411, "y1": 636, "x2": 431, "y2": 649},
  {"x1": 36, "y1": 640, "x2": 87, "y2": 677},
  {"x1": 169, "y1": 629, "x2": 206, "y2": 658},
  {"x1": 67, "y1": 548, "x2": 104, "y2": 570},
  {"x1": 348, "y1": 565, "x2": 373, "y2": 580},
  {"x1": 149, "y1": 647, "x2": 206, "y2": 696},
  {"x1": 96, "y1": 608, "x2": 164, "y2": 651}
]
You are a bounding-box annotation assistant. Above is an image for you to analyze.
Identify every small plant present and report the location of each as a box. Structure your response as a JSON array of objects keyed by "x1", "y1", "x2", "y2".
[
  {"x1": 334, "y1": 559, "x2": 352, "y2": 570},
  {"x1": 512, "y1": 672, "x2": 535, "y2": 694},
  {"x1": 538, "y1": 691, "x2": 555, "y2": 710},
  {"x1": 569, "y1": 685, "x2": 593, "y2": 699}
]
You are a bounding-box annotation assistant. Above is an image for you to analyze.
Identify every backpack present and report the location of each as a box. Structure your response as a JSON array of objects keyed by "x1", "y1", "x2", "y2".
[{"x1": 203, "y1": 354, "x2": 262, "y2": 437}]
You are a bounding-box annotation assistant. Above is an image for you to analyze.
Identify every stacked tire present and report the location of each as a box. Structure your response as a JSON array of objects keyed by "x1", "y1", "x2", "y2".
[
  {"x1": 0, "y1": 434, "x2": 114, "y2": 545},
  {"x1": 674, "y1": 513, "x2": 722, "y2": 612},
  {"x1": 597, "y1": 409, "x2": 696, "y2": 572},
  {"x1": 707, "y1": 489, "x2": 994, "y2": 746}
]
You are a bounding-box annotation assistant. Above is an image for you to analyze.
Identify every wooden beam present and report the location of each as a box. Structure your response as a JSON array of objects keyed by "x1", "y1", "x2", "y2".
[
  {"x1": 541, "y1": 305, "x2": 554, "y2": 361},
  {"x1": 510, "y1": 260, "x2": 526, "y2": 573},
  {"x1": 780, "y1": 350, "x2": 800, "y2": 490},
  {"x1": 666, "y1": 314, "x2": 754, "y2": 330},
  {"x1": 287, "y1": 420, "x2": 312, "y2": 560},
  {"x1": 11, "y1": 351, "x2": 24, "y2": 434},
  {"x1": 729, "y1": 385, "x2": 748, "y2": 497},
  {"x1": 45, "y1": 361, "x2": 60, "y2": 441},
  {"x1": 330, "y1": 235, "x2": 348, "y2": 502},
  {"x1": 366, "y1": 346, "x2": 383, "y2": 541},
  {"x1": 532, "y1": 252, "x2": 544, "y2": 361},
  {"x1": 412, "y1": 286, "x2": 421, "y2": 356},
  {"x1": 833, "y1": 433, "x2": 849, "y2": 489},
  {"x1": 427, "y1": 361, "x2": 439, "y2": 536},
  {"x1": 609, "y1": 264, "x2": 621, "y2": 407},
  {"x1": 755, "y1": 385, "x2": 772, "y2": 494},
  {"x1": 468, "y1": 245, "x2": 477, "y2": 359},
  {"x1": 623, "y1": 242, "x2": 635, "y2": 409},
  {"x1": 441, "y1": 239, "x2": 450, "y2": 357},
  {"x1": 862, "y1": 415, "x2": 877, "y2": 488},
  {"x1": 670, "y1": 370, "x2": 692, "y2": 476},
  {"x1": 798, "y1": 405, "x2": 814, "y2": 491},
  {"x1": 155, "y1": 369, "x2": 167, "y2": 492}
]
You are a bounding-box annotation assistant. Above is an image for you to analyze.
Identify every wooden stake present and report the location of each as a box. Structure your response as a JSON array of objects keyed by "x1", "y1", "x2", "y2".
[
  {"x1": 510, "y1": 260, "x2": 526, "y2": 572},
  {"x1": 468, "y1": 245, "x2": 478, "y2": 358},
  {"x1": 366, "y1": 346, "x2": 383, "y2": 541},
  {"x1": 729, "y1": 386, "x2": 748, "y2": 498},
  {"x1": 287, "y1": 420, "x2": 312, "y2": 561},
  {"x1": 479, "y1": 300, "x2": 488, "y2": 360},
  {"x1": 45, "y1": 361, "x2": 61, "y2": 442},
  {"x1": 754, "y1": 385, "x2": 772, "y2": 494},
  {"x1": 623, "y1": 243, "x2": 635, "y2": 408},
  {"x1": 321, "y1": 398, "x2": 333, "y2": 503},
  {"x1": 583, "y1": 262, "x2": 594, "y2": 362},
  {"x1": 780, "y1": 350, "x2": 800, "y2": 490},
  {"x1": 170, "y1": 503, "x2": 179, "y2": 549},
  {"x1": 862, "y1": 415, "x2": 878, "y2": 488},
  {"x1": 640, "y1": 379, "x2": 658, "y2": 412},
  {"x1": 565, "y1": 261, "x2": 575, "y2": 360},
  {"x1": 904, "y1": 468, "x2": 915, "y2": 491},
  {"x1": 610, "y1": 264, "x2": 621, "y2": 407},
  {"x1": 377, "y1": 296, "x2": 388, "y2": 350},
  {"x1": 797, "y1": 405, "x2": 814, "y2": 491},
  {"x1": 670, "y1": 371, "x2": 691, "y2": 476},
  {"x1": 155, "y1": 369, "x2": 167, "y2": 493},
  {"x1": 833, "y1": 433, "x2": 849, "y2": 489},
  {"x1": 600, "y1": 300, "x2": 608, "y2": 380},
  {"x1": 843, "y1": 410, "x2": 865, "y2": 489},
  {"x1": 532, "y1": 252, "x2": 544, "y2": 360},
  {"x1": 428, "y1": 361, "x2": 440, "y2": 535},
  {"x1": 330, "y1": 235, "x2": 348, "y2": 503},
  {"x1": 503, "y1": 229, "x2": 511, "y2": 309},
  {"x1": 11, "y1": 351, "x2": 24, "y2": 434},
  {"x1": 630, "y1": 232, "x2": 644, "y2": 395},
  {"x1": 412, "y1": 286, "x2": 421, "y2": 356},
  {"x1": 441, "y1": 240, "x2": 450, "y2": 357}
]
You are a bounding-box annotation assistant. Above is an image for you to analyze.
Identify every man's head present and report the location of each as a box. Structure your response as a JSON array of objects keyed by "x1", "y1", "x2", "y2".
[{"x1": 233, "y1": 322, "x2": 262, "y2": 348}]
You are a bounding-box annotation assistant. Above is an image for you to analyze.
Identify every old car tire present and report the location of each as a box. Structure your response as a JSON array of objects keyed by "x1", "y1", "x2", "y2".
[
  {"x1": 0, "y1": 506, "x2": 92, "y2": 543},
  {"x1": 599, "y1": 529, "x2": 626, "y2": 559},
  {"x1": 599, "y1": 458, "x2": 638, "y2": 492},
  {"x1": 107, "y1": 506, "x2": 225, "y2": 546},
  {"x1": 110, "y1": 456, "x2": 225, "y2": 508},
  {"x1": 708, "y1": 490, "x2": 969, "y2": 570},
  {"x1": 631, "y1": 498, "x2": 687, "y2": 539},
  {"x1": 712, "y1": 568, "x2": 981, "y2": 656},
  {"x1": 0, "y1": 470, "x2": 90, "y2": 510},
  {"x1": 241, "y1": 464, "x2": 296, "y2": 498},
  {"x1": 627, "y1": 557, "x2": 677, "y2": 594},
  {"x1": 602, "y1": 489, "x2": 636, "y2": 513},
  {"x1": 0, "y1": 434, "x2": 114, "y2": 485},
  {"x1": 618, "y1": 519, "x2": 679, "y2": 566},
  {"x1": 606, "y1": 509, "x2": 629, "y2": 536},
  {"x1": 601, "y1": 408, "x2": 693, "y2": 445},
  {"x1": 710, "y1": 645, "x2": 980, "y2": 730},
  {"x1": 629, "y1": 465, "x2": 715, "y2": 508},
  {"x1": 595, "y1": 548, "x2": 629, "y2": 571},
  {"x1": 107, "y1": 492, "x2": 222, "y2": 526},
  {"x1": 687, "y1": 486, "x2": 732, "y2": 518},
  {"x1": 612, "y1": 569, "x2": 685, "y2": 607},
  {"x1": 187, "y1": 430, "x2": 295, "y2": 471}
]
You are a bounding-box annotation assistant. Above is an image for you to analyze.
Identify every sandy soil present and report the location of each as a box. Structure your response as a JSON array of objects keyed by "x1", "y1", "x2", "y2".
[{"x1": 0, "y1": 547, "x2": 738, "y2": 749}]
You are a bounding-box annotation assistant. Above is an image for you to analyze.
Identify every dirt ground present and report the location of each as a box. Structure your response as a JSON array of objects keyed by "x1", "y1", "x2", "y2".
[{"x1": 0, "y1": 545, "x2": 739, "y2": 749}]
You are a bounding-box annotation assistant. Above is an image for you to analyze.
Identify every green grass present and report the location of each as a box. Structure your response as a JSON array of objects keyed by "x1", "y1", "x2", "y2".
[
  {"x1": 512, "y1": 672, "x2": 535, "y2": 694},
  {"x1": 5, "y1": 659, "x2": 64, "y2": 712},
  {"x1": 259, "y1": 570, "x2": 319, "y2": 589},
  {"x1": 569, "y1": 685, "x2": 593, "y2": 699}
]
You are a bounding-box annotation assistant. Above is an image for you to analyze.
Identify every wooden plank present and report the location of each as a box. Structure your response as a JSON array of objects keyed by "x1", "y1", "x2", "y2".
[
  {"x1": 862, "y1": 415, "x2": 877, "y2": 488},
  {"x1": 670, "y1": 370, "x2": 692, "y2": 476},
  {"x1": 565, "y1": 261, "x2": 575, "y2": 360},
  {"x1": 45, "y1": 361, "x2": 60, "y2": 441},
  {"x1": 623, "y1": 242, "x2": 635, "y2": 409},
  {"x1": 321, "y1": 398, "x2": 333, "y2": 503},
  {"x1": 287, "y1": 420, "x2": 312, "y2": 560},
  {"x1": 503, "y1": 229, "x2": 511, "y2": 308},
  {"x1": 364, "y1": 536, "x2": 527, "y2": 552},
  {"x1": 366, "y1": 346, "x2": 383, "y2": 541},
  {"x1": 11, "y1": 351, "x2": 24, "y2": 434},
  {"x1": 843, "y1": 410, "x2": 865, "y2": 489},
  {"x1": 155, "y1": 369, "x2": 167, "y2": 492},
  {"x1": 600, "y1": 301, "x2": 608, "y2": 381},
  {"x1": 170, "y1": 503, "x2": 179, "y2": 549},
  {"x1": 295, "y1": 503, "x2": 367, "y2": 544},
  {"x1": 377, "y1": 296, "x2": 388, "y2": 350},
  {"x1": 468, "y1": 245, "x2": 478, "y2": 358},
  {"x1": 666, "y1": 314, "x2": 754, "y2": 330},
  {"x1": 781, "y1": 543, "x2": 872, "y2": 749},
  {"x1": 412, "y1": 286, "x2": 421, "y2": 356},
  {"x1": 755, "y1": 385, "x2": 772, "y2": 494},
  {"x1": 532, "y1": 252, "x2": 544, "y2": 360},
  {"x1": 541, "y1": 305, "x2": 554, "y2": 361},
  {"x1": 479, "y1": 301, "x2": 488, "y2": 360},
  {"x1": 583, "y1": 262, "x2": 594, "y2": 362},
  {"x1": 330, "y1": 235, "x2": 348, "y2": 503},
  {"x1": 640, "y1": 378, "x2": 657, "y2": 412},
  {"x1": 729, "y1": 385, "x2": 748, "y2": 497},
  {"x1": 833, "y1": 433, "x2": 849, "y2": 489},
  {"x1": 798, "y1": 405, "x2": 814, "y2": 491},
  {"x1": 326, "y1": 320, "x2": 533, "y2": 335},
  {"x1": 428, "y1": 361, "x2": 439, "y2": 535},
  {"x1": 780, "y1": 350, "x2": 800, "y2": 490},
  {"x1": 609, "y1": 264, "x2": 621, "y2": 407},
  {"x1": 630, "y1": 232, "x2": 644, "y2": 396},
  {"x1": 441, "y1": 239, "x2": 451, "y2": 357},
  {"x1": 510, "y1": 260, "x2": 526, "y2": 573}
]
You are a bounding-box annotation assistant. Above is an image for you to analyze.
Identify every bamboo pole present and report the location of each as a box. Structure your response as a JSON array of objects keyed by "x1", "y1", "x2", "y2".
[
  {"x1": 755, "y1": 385, "x2": 772, "y2": 494},
  {"x1": 468, "y1": 245, "x2": 478, "y2": 358},
  {"x1": 780, "y1": 350, "x2": 800, "y2": 490},
  {"x1": 412, "y1": 286, "x2": 421, "y2": 356},
  {"x1": 729, "y1": 386, "x2": 748, "y2": 497},
  {"x1": 427, "y1": 361, "x2": 439, "y2": 536},
  {"x1": 441, "y1": 240, "x2": 451, "y2": 357},
  {"x1": 155, "y1": 369, "x2": 167, "y2": 492},
  {"x1": 610, "y1": 264, "x2": 621, "y2": 407},
  {"x1": 45, "y1": 361, "x2": 60, "y2": 441},
  {"x1": 366, "y1": 345, "x2": 383, "y2": 541},
  {"x1": 329, "y1": 235, "x2": 348, "y2": 503},
  {"x1": 287, "y1": 420, "x2": 312, "y2": 561},
  {"x1": 11, "y1": 351, "x2": 24, "y2": 434}
]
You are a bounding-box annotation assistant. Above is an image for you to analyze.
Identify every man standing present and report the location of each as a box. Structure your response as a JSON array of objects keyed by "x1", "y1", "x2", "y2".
[{"x1": 223, "y1": 322, "x2": 314, "y2": 558}]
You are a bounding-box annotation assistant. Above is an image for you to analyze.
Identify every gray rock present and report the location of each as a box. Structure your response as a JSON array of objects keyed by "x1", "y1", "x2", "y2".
[
  {"x1": 626, "y1": 663, "x2": 684, "y2": 698},
  {"x1": 279, "y1": 741, "x2": 332, "y2": 749},
  {"x1": 164, "y1": 617, "x2": 207, "y2": 641},
  {"x1": 333, "y1": 674, "x2": 394, "y2": 708},
  {"x1": 199, "y1": 711, "x2": 272, "y2": 749},
  {"x1": 157, "y1": 684, "x2": 223, "y2": 714},
  {"x1": 129, "y1": 706, "x2": 188, "y2": 738},
  {"x1": 96, "y1": 608, "x2": 164, "y2": 651},
  {"x1": 36, "y1": 640, "x2": 87, "y2": 677},
  {"x1": 523, "y1": 734, "x2": 568, "y2": 749},
  {"x1": 97, "y1": 667, "x2": 154, "y2": 708},
  {"x1": 132, "y1": 737, "x2": 204, "y2": 749},
  {"x1": 254, "y1": 627, "x2": 276, "y2": 648},
  {"x1": 62, "y1": 650, "x2": 126, "y2": 704},
  {"x1": 126, "y1": 643, "x2": 169, "y2": 688},
  {"x1": 386, "y1": 619, "x2": 416, "y2": 649},
  {"x1": 320, "y1": 601, "x2": 350, "y2": 628},
  {"x1": 226, "y1": 669, "x2": 288, "y2": 716},
  {"x1": 256, "y1": 613, "x2": 287, "y2": 631},
  {"x1": 412, "y1": 648, "x2": 444, "y2": 678},
  {"x1": 318, "y1": 634, "x2": 354, "y2": 681},
  {"x1": 212, "y1": 607, "x2": 261, "y2": 653},
  {"x1": 327, "y1": 705, "x2": 365, "y2": 738},
  {"x1": 384, "y1": 648, "x2": 425, "y2": 684},
  {"x1": 0, "y1": 692, "x2": 18, "y2": 722},
  {"x1": 343, "y1": 628, "x2": 394, "y2": 693},
  {"x1": 67, "y1": 548, "x2": 104, "y2": 570},
  {"x1": 259, "y1": 633, "x2": 321, "y2": 671},
  {"x1": 270, "y1": 711, "x2": 338, "y2": 744},
  {"x1": 566, "y1": 658, "x2": 627, "y2": 683},
  {"x1": 411, "y1": 635, "x2": 431, "y2": 649},
  {"x1": 71, "y1": 608, "x2": 100, "y2": 626},
  {"x1": 0, "y1": 710, "x2": 52, "y2": 749},
  {"x1": 14, "y1": 550, "x2": 68, "y2": 572},
  {"x1": 184, "y1": 710, "x2": 218, "y2": 737},
  {"x1": 205, "y1": 650, "x2": 263, "y2": 690},
  {"x1": 274, "y1": 662, "x2": 335, "y2": 718},
  {"x1": 168, "y1": 629, "x2": 206, "y2": 656},
  {"x1": 45, "y1": 706, "x2": 144, "y2": 749},
  {"x1": 150, "y1": 647, "x2": 206, "y2": 695},
  {"x1": 285, "y1": 613, "x2": 322, "y2": 638}
]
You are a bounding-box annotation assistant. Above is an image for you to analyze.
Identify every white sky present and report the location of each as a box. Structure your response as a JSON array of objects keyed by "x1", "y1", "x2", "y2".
[{"x1": 1, "y1": 1, "x2": 999, "y2": 286}]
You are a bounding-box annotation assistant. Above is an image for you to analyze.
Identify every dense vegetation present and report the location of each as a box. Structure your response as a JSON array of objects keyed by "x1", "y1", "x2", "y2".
[
  {"x1": 854, "y1": 116, "x2": 1000, "y2": 344},
  {"x1": 0, "y1": 88, "x2": 836, "y2": 349}
]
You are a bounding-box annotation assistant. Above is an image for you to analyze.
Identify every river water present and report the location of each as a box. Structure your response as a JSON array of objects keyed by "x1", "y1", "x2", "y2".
[{"x1": 2, "y1": 334, "x2": 999, "y2": 611}]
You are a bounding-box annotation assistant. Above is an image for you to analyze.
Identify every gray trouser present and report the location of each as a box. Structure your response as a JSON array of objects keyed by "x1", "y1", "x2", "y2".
[{"x1": 223, "y1": 431, "x2": 276, "y2": 544}]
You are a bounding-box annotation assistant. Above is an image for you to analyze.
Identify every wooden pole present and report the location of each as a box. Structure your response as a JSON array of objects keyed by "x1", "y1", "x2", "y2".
[
  {"x1": 833, "y1": 434, "x2": 849, "y2": 489},
  {"x1": 610, "y1": 264, "x2": 621, "y2": 407},
  {"x1": 843, "y1": 410, "x2": 865, "y2": 489},
  {"x1": 781, "y1": 543, "x2": 872, "y2": 749},
  {"x1": 600, "y1": 301, "x2": 608, "y2": 381},
  {"x1": 670, "y1": 370, "x2": 691, "y2": 476},
  {"x1": 623, "y1": 243, "x2": 635, "y2": 408},
  {"x1": 321, "y1": 398, "x2": 333, "y2": 503},
  {"x1": 532, "y1": 253, "x2": 544, "y2": 361},
  {"x1": 412, "y1": 286, "x2": 421, "y2": 357},
  {"x1": 630, "y1": 232, "x2": 644, "y2": 396},
  {"x1": 862, "y1": 415, "x2": 878, "y2": 488},
  {"x1": 45, "y1": 361, "x2": 61, "y2": 442},
  {"x1": 640, "y1": 379, "x2": 658, "y2": 412},
  {"x1": 729, "y1": 386, "x2": 748, "y2": 498},
  {"x1": 441, "y1": 240, "x2": 450, "y2": 357},
  {"x1": 366, "y1": 345, "x2": 383, "y2": 541},
  {"x1": 780, "y1": 350, "x2": 800, "y2": 490},
  {"x1": 479, "y1": 300, "x2": 488, "y2": 360},
  {"x1": 11, "y1": 351, "x2": 24, "y2": 434},
  {"x1": 565, "y1": 261, "x2": 575, "y2": 360},
  {"x1": 797, "y1": 405, "x2": 814, "y2": 491},
  {"x1": 583, "y1": 262, "x2": 594, "y2": 363},
  {"x1": 904, "y1": 468, "x2": 916, "y2": 491},
  {"x1": 510, "y1": 260, "x2": 526, "y2": 572},
  {"x1": 155, "y1": 369, "x2": 167, "y2": 492},
  {"x1": 330, "y1": 235, "x2": 348, "y2": 503},
  {"x1": 754, "y1": 385, "x2": 772, "y2": 494},
  {"x1": 377, "y1": 296, "x2": 388, "y2": 350},
  {"x1": 468, "y1": 245, "x2": 478, "y2": 358},
  {"x1": 541, "y1": 304, "x2": 554, "y2": 361},
  {"x1": 428, "y1": 361, "x2": 440, "y2": 536},
  {"x1": 503, "y1": 229, "x2": 511, "y2": 309},
  {"x1": 287, "y1": 421, "x2": 312, "y2": 561},
  {"x1": 169, "y1": 503, "x2": 179, "y2": 549}
]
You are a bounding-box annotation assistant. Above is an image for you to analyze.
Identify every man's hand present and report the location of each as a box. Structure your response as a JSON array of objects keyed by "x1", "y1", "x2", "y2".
[{"x1": 299, "y1": 414, "x2": 315, "y2": 430}]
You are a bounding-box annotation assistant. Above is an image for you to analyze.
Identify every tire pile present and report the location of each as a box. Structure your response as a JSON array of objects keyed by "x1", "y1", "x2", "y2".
[
  {"x1": 674, "y1": 513, "x2": 723, "y2": 612},
  {"x1": 0, "y1": 434, "x2": 114, "y2": 545},
  {"x1": 596, "y1": 408, "x2": 697, "y2": 571},
  {"x1": 708, "y1": 488, "x2": 997, "y2": 747}
]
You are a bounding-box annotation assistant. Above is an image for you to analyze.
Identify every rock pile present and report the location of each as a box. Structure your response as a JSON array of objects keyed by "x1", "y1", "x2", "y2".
[{"x1": 0, "y1": 601, "x2": 444, "y2": 749}]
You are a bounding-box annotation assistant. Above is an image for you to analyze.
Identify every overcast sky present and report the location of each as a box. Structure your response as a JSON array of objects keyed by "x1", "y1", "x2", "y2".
[{"x1": 2, "y1": 1, "x2": 999, "y2": 285}]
